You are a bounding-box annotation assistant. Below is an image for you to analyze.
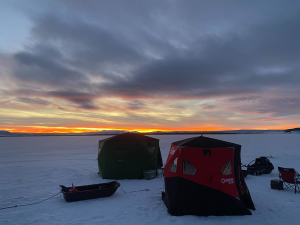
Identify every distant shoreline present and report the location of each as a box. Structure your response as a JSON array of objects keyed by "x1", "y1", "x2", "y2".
[{"x1": 0, "y1": 131, "x2": 287, "y2": 138}]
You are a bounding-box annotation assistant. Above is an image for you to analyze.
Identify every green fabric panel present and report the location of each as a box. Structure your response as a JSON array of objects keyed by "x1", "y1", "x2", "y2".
[
  {"x1": 138, "y1": 139, "x2": 163, "y2": 169},
  {"x1": 97, "y1": 140, "x2": 106, "y2": 177},
  {"x1": 97, "y1": 133, "x2": 163, "y2": 179}
]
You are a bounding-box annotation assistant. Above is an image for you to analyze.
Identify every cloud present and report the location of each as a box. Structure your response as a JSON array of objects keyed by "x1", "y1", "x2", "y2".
[
  {"x1": 7, "y1": 1, "x2": 300, "y2": 102},
  {"x1": 18, "y1": 97, "x2": 50, "y2": 105},
  {"x1": 13, "y1": 45, "x2": 87, "y2": 88},
  {"x1": 128, "y1": 100, "x2": 145, "y2": 110},
  {"x1": 222, "y1": 96, "x2": 300, "y2": 119},
  {"x1": 1, "y1": 0, "x2": 300, "y2": 129},
  {"x1": 30, "y1": 14, "x2": 145, "y2": 71},
  {"x1": 226, "y1": 97, "x2": 259, "y2": 103},
  {"x1": 200, "y1": 104, "x2": 217, "y2": 110},
  {"x1": 31, "y1": 90, "x2": 100, "y2": 109}
]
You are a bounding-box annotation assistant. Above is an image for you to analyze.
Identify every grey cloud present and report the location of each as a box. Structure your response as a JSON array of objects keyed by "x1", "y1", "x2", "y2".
[
  {"x1": 5, "y1": 0, "x2": 300, "y2": 109},
  {"x1": 200, "y1": 104, "x2": 217, "y2": 110},
  {"x1": 30, "y1": 14, "x2": 145, "y2": 70},
  {"x1": 226, "y1": 97, "x2": 259, "y2": 103},
  {"x1": 11, "y1": 89, "x2": 99, "y2": 110},
  {"x1": 229, "y1": 97, "x2": 300, "y2": 118},
  {"x1": 13, "y1": 47, "x2": 87, "y2": 87},
  {"x1": 128, "y1": 100, "x2": 145, "y2": 110},
  {"x1": 43, "y1": 90, "x2": 100, "y2": 109},
  {"x1": 261, "y1": 98, "x2": 300, "y2": 116},
  {"x1": 77, "y1": 102, "x2": 99, "y2": 110},
  {"x1": 18, "y1": 97, "x2": 50, "y2": 105},
  {"x1": 98, "y1": 11, "x2": 300, "y2": 98}
]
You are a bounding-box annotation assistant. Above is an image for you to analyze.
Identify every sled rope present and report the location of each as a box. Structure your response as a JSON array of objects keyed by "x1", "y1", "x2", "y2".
[
  {"x1": 0, "y1": 192, "x2": 61, "y2": 211},
  {"x1": 119, "y1": 184, "x2": 150, "y2": 193},
  {"x1": 119, "y1": 184, "x2": 164, "y2": 193}
]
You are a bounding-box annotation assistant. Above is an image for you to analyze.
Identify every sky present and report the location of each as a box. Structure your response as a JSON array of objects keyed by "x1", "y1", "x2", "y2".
[{"x1": 0, "y1": 0, "x2": 300, "y2": 133}]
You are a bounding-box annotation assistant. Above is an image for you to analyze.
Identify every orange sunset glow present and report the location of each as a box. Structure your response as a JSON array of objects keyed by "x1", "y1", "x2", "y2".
[
  {"x1": 0, "y1": 126, "x2": 220, "y2": 133},
  {"x1": 0, "y1": 125, "x2": 294, "y2": 134}
]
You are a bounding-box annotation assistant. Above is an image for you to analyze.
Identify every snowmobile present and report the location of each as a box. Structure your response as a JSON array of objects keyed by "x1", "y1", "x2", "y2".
[{"x1": 244, "y1": 157, "x2": 274, "y2": 176}]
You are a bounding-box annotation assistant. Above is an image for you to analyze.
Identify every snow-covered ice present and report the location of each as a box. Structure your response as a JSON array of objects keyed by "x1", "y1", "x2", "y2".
[{"x1": 0, "y1": 134, "x2": 299, "y2": 224}]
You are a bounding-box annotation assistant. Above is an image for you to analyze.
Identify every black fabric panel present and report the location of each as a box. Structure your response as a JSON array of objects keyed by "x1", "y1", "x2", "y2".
[
  {"x1": 233, "y1": 146, "x2": 255, "y2": 210},
  {"x1": 103, "y1": 133, "x2": 159, "y2": 142},
  {"x1": 172, "y1": 136, "x2": 241, "y2": 148},
  {"x1": 163, "y1": 177, "x2": 252, "y2": 216},
  {"x1": 157, "y1": 146, "x2": 163, "y2": 168},
  {"x1": 171, "y1": 136, "x2": 198, "y2": 147}
]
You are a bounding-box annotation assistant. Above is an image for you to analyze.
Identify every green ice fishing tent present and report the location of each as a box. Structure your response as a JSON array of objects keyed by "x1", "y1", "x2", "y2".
[{"x1": 97, "y1": 133, "x2": 163, "y2": 179}]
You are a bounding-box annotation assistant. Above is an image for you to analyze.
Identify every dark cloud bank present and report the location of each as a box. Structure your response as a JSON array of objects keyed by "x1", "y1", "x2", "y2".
[{"x1": 5, "y1": 0, "x2": 300, "y2": 113}]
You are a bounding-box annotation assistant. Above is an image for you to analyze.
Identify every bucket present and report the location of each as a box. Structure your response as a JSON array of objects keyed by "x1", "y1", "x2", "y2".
[{"x1": 143, "y1": 169, "x2": 156, "y2": 180}]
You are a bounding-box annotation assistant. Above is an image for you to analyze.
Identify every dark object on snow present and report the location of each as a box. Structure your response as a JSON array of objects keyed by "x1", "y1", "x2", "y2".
[
  {"x1": 69, "y1": 187, "x2": 79, "y2": 192},
  {"x1": 60, "y1": 181, "x2": 120, "y2": 202},
  {"x1": 278, "y1": 167, "x2": 300, "y2": 194},
  {"x1": 143, "y1": 169, "x2": 157, "y2": 180},
  {"x1": 60, "y1": 183, "x2": 79, "y2": 193},
  {"x1": 162, "y1": 135, "x2": 255, "y2": 216},
  {"x1": 97, "y1": 133, "x2": 163, "y2": 179},
  {"x1": 242, "y1": 170, "x2": 248, "y2": 178},
  {"x1": 270, "y1": 179, "x2": 283, "y2": 190},
  {"x1": 247, "y1": 157, "x2": 274, "y2": 176},
  {"x1": 60, "y1": 185, "x2": 70, "y2": 193}
]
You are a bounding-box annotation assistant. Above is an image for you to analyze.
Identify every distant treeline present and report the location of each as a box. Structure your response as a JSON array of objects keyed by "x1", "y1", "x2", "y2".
[{"x1": 284, "y1": 128, "x2": 300, "y2": 132}]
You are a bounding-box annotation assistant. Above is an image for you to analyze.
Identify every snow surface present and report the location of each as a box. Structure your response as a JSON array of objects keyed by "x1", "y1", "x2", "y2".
[{"x1": 0, "y1": 134, "x2": 299, "y2": 225}]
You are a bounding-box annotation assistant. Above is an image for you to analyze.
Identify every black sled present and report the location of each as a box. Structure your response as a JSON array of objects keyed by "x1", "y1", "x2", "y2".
[{"x1": 60, "y1": 181, "x2": 120, "y2": 202}]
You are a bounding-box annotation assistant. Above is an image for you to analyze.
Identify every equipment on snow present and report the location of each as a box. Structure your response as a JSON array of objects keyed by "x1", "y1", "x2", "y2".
[
  {"x1": 60, "y1": 181, "x2": 120, "y2": 202},
  {"x1": 278, "y1": 167, "x2": 300, "y2": 194},
  {"x1": 68, "y1": 187, "x2": 79, "y2": 192},
  {"x1": 270, "y1": 179, "x2": 283, "y2": 190},
  {"x1": 143, "y1": 169, "x2": 157, "y2": 180},
  {"x1": 68, "y1": 183, "x2": 79, "y2": 192},
  {"x1": 246, "y1": 157, "x2": 274, "y2": 176}
]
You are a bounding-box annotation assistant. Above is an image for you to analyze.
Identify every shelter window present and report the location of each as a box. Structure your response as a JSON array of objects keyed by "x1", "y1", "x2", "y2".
[
  {"x1": 169, "y1": 157, "x2": 178, "y2": 173},
  {"x1": 221, "y1": 159, "x2": 232, "y2": 176},
  {"x1": 148, "y1": 147, "x2": 155, "y2": 153},
  {"x1": 182, "y1": 158, "x2": 196, "y2": 175},
  {"x1": 116, "y1": 148, "x2": 127, "y2": 155},
  {"x1": 203, "y1": 149, "x2": 211, "y2": 155}
]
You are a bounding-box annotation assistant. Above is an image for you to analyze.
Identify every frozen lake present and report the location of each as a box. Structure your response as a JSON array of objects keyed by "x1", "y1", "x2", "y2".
[{"x1": 0, "y1": 134, "x2": 299, "y2": 224}]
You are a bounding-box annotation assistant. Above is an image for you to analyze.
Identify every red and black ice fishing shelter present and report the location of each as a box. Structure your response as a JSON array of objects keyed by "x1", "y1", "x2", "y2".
[{"x1": 162, "y1": 136, "x2": 255, "y2": 216}]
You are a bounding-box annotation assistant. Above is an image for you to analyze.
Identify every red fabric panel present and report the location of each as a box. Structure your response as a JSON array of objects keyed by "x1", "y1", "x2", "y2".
[
  {"x1": 165, "y1": 146, "x2": 238, "y2": 198},
  {"x1": 278, "y1": 167, "x2": 296, "y2": 183}
]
